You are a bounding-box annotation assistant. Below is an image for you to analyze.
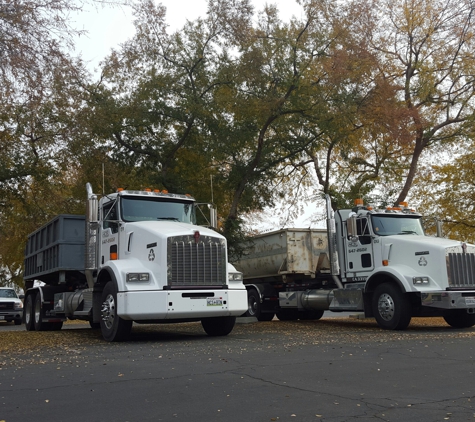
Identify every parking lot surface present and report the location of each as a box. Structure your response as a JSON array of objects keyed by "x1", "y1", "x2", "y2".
[{"x1": 1, "y1": 316, "x2": 474, "y2": 422}]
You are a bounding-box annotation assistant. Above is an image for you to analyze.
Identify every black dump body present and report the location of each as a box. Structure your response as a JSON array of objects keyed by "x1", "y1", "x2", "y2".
[{"x1": 24, "y1": 215, "x2": 86, "y2": 285}]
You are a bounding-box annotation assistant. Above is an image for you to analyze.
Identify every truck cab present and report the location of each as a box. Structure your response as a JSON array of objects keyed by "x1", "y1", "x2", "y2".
[{"x1": 332, "y1": 199, "x2": 475, "y2": 329}]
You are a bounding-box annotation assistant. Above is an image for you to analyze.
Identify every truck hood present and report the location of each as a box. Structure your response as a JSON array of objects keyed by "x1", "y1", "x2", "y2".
[
  {"x1": 381, "y1": 234, "x2": 475, "y2": 256},
  {"x1": 380, "y1": 235, "x2": 475, "y2": 289},
  {"x1": 126, "y1": 221, "x2": 224, "y2": 240}
]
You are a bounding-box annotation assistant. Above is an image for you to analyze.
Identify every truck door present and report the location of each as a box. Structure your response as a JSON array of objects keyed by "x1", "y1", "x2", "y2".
[
  {"x1": 100, "y1": 200, "x2": 119, "y2": 264},
  {"x1": 344, "y1": 217, "x2": 374, "y2": 275}
]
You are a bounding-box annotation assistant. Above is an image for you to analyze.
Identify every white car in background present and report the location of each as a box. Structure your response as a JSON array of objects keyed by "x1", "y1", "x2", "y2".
[{"x1": 0, "y1": 287, "x2": 23, "y2": 325}]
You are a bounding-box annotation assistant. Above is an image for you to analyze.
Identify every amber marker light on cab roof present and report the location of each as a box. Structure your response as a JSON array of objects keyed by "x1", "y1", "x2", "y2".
[
  {"x1": 117, "y1": 188, "x2": 124, "y2": 192},
  {"x1": 354, "y1": 198, "x2": 364, "y2": 206}
]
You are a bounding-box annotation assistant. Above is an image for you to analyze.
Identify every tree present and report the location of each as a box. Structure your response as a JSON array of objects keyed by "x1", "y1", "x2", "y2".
[
  {"x1": 0, "y1": 0, "x2": 129, "y2": 288},
  {"x1": 348, "y1": 0, "x2": 475, "y2": 205}
]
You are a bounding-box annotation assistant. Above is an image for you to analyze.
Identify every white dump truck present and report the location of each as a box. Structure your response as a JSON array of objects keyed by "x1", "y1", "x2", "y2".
[
  {"x1": 235, "y1": 195, "x2": 475, "y2": 330},
  {"x1": 23, "y1": 183, "x2": 247, "y2": 341}
]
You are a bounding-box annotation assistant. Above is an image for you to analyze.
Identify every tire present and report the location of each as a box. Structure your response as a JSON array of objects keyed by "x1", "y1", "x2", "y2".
[
  {"x1": 31, "y1": 291, "x2": 64, "y2": 331},
  {"x1": 201, "y1": 316, "x2": 236, "y2": 336},
  {"x1": 299, "y1": 309, "x2": 324, "y2": 320},
  {"x1": 372, "y1": 282, "x2": 412, "y2": 330},
  {"x1": 444, "y1": 310, "x2": 475, "y2": 328},
  {"x1": 24, "y1": 293, "x2": 35, "y2": 331},
  {"x1": 244, "y1": 289, "x2": 275, "y2": 321},
  {"x1": 46, "y1": 322, "x2": 63, "y2": 331},
  {"x1": 34, "y1": 293, "x2": 45, "y2": 331},
  {"x1": 14, "y1": 319, "x2": 21, "y2": 326},
  {"x1": 100, "y1": 281, "x2": 132, "y2": 342},
  {"x1": 276, "y1": 309, "x2": 299, "y2": 321}
]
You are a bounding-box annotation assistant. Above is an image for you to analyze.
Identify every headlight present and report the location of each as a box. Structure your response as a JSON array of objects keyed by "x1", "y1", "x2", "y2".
[
  {"x1": 126, "y1": 273, "x2": 150, "y2": 282},
  {"x1": 228, "y1": 272, "x2": 243, "y2": 282},
  {"x1": 14, "y1": 301, "x2": 23, "y2": 310},
  {"x1": 413, "y1": 276, "x2": 429, "y2": 285}
]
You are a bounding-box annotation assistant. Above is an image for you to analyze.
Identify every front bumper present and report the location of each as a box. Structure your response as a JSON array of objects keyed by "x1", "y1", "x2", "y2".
[
  {"x1": 117, "y1": 289, "x2": 248, "y2": 320},
  {"x1": 0, "y1": 311, "x2": 22, "y2": 322},
  {"x1": 421, "y1": 290, "x2": 475, "y2": 309}
]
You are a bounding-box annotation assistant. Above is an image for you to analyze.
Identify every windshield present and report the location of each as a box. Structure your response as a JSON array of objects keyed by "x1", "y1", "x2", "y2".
[
  {"x1": 371, "y1": 215, "x2": 424, "y2": 236},
  {"x1": 0, "y1": 289, "x2": 18, "y2": 298},
  {"x1": 120, "y1": 197, "x2": 196, "y2": 224}
]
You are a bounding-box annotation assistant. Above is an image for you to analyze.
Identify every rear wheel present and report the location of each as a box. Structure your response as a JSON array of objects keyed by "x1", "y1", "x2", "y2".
[
  {"x1": 244, "y1": 289, "x2": 274, "y2": 321},
  {"x1": 100, "y1": 281, "x2": 132, "y2": 342},
  {"x1": 299, "y1": 309, "x2": 324, "y2": 320},
  {"x1": 372, "y1": 282, "x2": 412, "y2": 330},
  {"x1": 24, "y1": 293, "x2": 35, "y2": 331},
  {"x1": 201, "y1": 316, "x2": 236, "y2": 336},
  {"x1": 276, "y1": 309, "x2": 299, "y2": 321},
  {"x1": 444, "y1": 310, "x2": 475, "y2": 328},
  {"x1": 33, "y1": 293, "x2": 45, "y2": 331}
]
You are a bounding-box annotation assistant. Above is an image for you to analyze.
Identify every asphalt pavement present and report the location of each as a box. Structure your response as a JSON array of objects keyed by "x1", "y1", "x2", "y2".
[{"x1": 1, "y1": 315, "x2": 474, "y2": 422}]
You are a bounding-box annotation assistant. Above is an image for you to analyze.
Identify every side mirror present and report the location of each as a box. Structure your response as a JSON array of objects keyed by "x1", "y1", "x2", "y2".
[
  {"x1": 194, "y1": 203, "x2": 218, "y2": 229},
  {"x1": 347, "y1": 215, "x2": 358, "y2": 238}
]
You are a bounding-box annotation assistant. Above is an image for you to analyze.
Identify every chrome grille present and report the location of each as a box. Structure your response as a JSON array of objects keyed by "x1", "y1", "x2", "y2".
[
  {"x1": 447, "y1": 253, "x2": 475, "y2": 288},
  {"x1": 168, "y1": 235, "x2": 227, "y2": 287}
]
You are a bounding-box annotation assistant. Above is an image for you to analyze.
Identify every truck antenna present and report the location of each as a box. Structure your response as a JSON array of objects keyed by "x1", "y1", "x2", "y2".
[
  {"x1": 102, "y1": 163, "x2": 105, "y2": 196},
  {"x1": 210, "y1": 174, "x2": 214, "y2": 204}
]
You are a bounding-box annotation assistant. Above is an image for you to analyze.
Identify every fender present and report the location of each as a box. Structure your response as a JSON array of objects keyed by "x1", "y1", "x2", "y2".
[
  {"x1": 365, "y1": 264, "x2": 431, "y2": 293},
  {"x1": 97, "y1": 266, "x2": 120, "y2": 291},
  {"x1": 245, "y1": 283, "x2": 278, "y2": 301},
  {"x1": 25, "y1": 286, "x2": 44, "y2": 303}
]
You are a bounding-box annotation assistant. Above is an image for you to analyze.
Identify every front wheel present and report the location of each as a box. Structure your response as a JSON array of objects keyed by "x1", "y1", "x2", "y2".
[
  {"x1": 100, "y1": 282, "x2": 132, "y2": 342},
  {"x1": 372, "y1": 283, "x2": 412, "y2": 330},
  {"x1": 444, "y1": 310, "x2": 475, "y2": 328},
  {"x1": 201, "y1": 316, "x2": 236, "y2": 336}
]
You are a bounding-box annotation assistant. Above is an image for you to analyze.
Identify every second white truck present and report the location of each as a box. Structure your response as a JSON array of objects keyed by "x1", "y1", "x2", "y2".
[{"x1": 235, "y1": 196, "x2": 475, "y2": 330}]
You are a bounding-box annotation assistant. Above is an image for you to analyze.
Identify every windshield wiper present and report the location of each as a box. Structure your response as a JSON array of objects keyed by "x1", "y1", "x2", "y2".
[
  {"x1": 157, "y1": 217, "x2": 180, "y2": 221},
  {"x1": 398, "y1": 230, "x2": 417, "y2": 234}
]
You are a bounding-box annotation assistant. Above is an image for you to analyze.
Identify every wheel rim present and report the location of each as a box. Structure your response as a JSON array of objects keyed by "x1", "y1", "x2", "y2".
[
  {"x1": 377, "y1": 293, "x2": 395, "y2": 321},
  {"x1": 34, "y1": 297, "x2": 41, "y2": 324},
  {"x1": 101, "y1": 294, "x2": 116, "y2": 330},
  {"x1": 25, "y1": 298, "x2": 32, "y2": 326},
  {"x1": 248, "y1": 296, "x2": 258, "y2": 316}
]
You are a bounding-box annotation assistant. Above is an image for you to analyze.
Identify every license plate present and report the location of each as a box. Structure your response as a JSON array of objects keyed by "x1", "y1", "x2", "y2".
[
  {"x1": 0, "y1": 316, "x2": 4, "y2": 320},
  {"x1": 207, "y1": 298, "x2": 223, "y2": 306},
  {"x1": 466, "y1": 298, "x2": 475, "y2": 306}
]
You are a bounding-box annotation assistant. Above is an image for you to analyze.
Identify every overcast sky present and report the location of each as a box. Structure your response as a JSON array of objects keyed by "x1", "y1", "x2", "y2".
[{"x1": 74, "y1": 0, "x2": 304, "y2": 71}]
